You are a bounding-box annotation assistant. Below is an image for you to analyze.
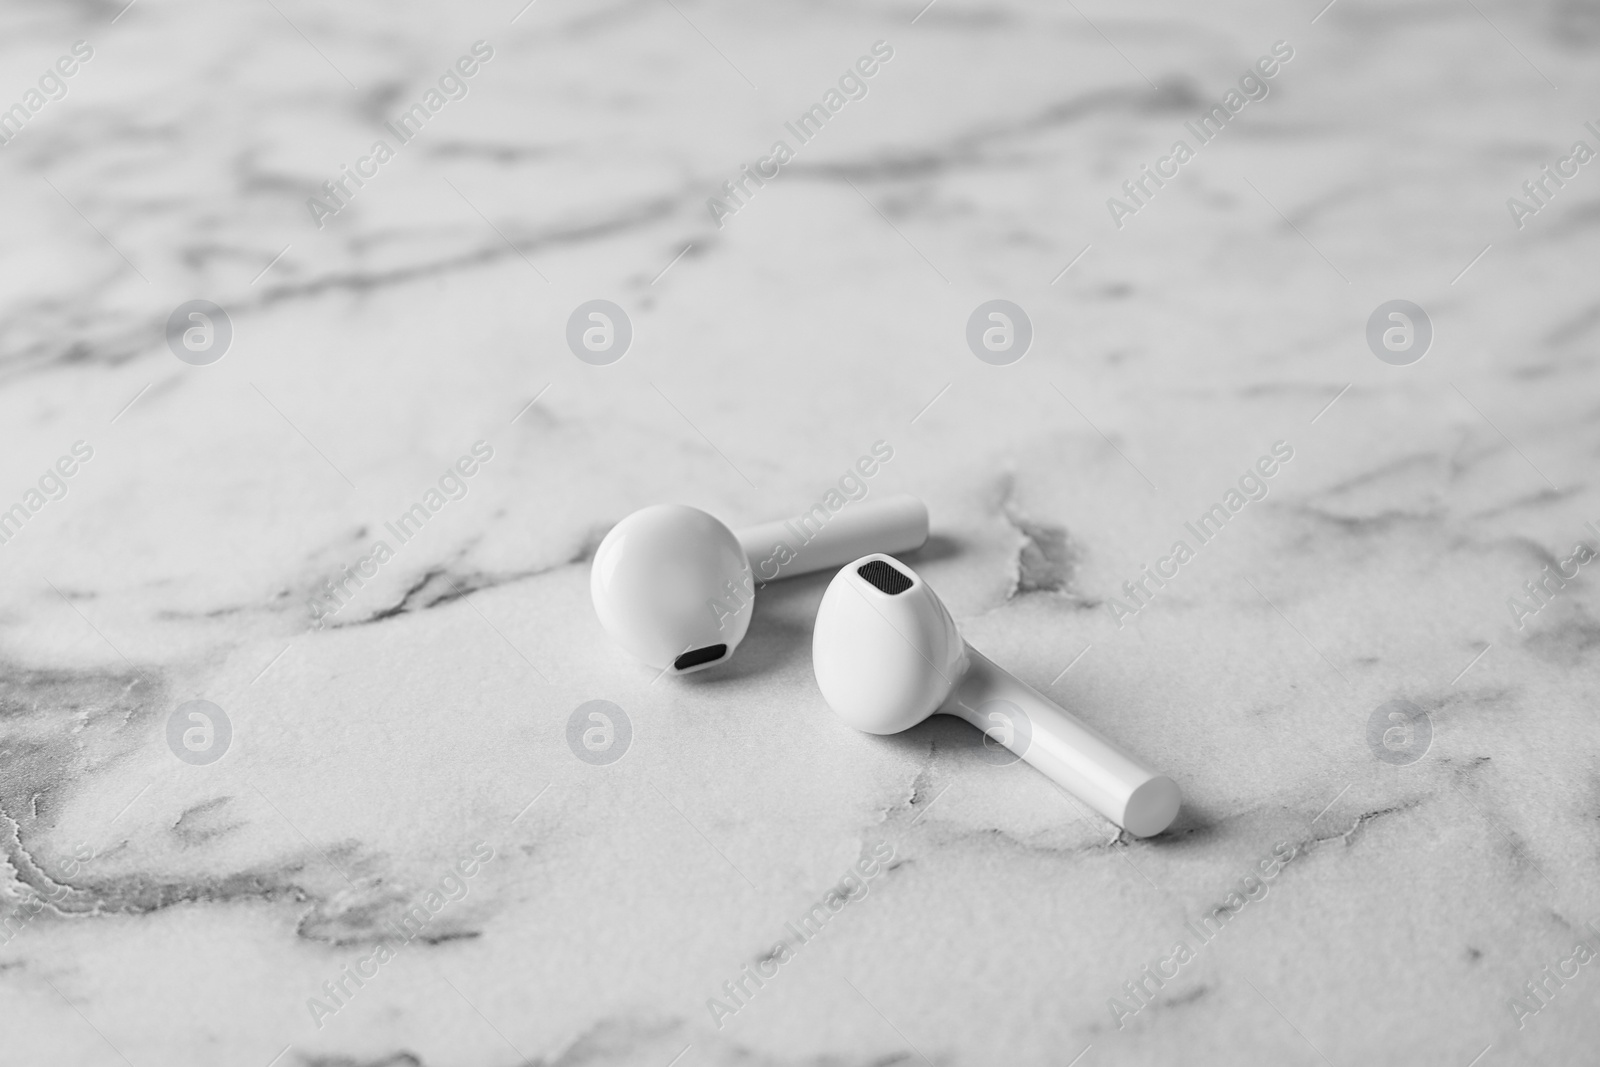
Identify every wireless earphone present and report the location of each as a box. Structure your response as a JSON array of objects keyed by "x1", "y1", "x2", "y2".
[
  {"x1": 812, "y1": 554, "x2": 1181, "y2": 837},
  {"x1": 591, "y1": 496, "x2": 928, "y2": 675}
]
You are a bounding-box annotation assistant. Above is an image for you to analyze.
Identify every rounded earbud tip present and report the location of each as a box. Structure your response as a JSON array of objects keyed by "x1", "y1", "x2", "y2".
[{"x1": 1122, "y1": 776, "x2": 1181, "y2": 838}]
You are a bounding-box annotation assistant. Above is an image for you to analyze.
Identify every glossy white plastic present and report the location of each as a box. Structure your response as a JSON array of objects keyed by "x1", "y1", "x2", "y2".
[
  {"x1": 812, "y1": 553, "x2": 1181, "y2": 837},
  {"x1": 591, "y1": 498, "x2": 929, "y2": 675},
  {"x1": 591, "y1": 504, "x2": 751, "y2": 673}
]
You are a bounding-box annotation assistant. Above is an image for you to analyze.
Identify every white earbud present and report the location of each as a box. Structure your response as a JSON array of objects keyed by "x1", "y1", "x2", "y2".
[
  {"x1": 812, "y1": 554, "x2": 1181, "y2": 837},
  {"x1": 591, "y1": 496, "x2": 928, "y2": 675}
]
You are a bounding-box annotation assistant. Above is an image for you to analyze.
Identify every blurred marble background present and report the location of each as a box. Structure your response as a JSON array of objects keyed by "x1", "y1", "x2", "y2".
[{"x1": 1, "y1": 0, "x2": 1598, "y2": 1064}]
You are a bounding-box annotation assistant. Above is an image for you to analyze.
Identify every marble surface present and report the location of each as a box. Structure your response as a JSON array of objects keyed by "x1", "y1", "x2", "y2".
[{"x1": 2, "y1": 0, "x2": 1599, "y2": 1063}]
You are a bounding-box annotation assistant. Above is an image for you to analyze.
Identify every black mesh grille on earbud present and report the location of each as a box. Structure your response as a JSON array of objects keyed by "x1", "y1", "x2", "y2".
[
  {"x1": 674, "y1": 644, "x2": 727, "y2": 670},
  {"x1": 857, "y1": 559, "x2": 912, "y2": 595}
]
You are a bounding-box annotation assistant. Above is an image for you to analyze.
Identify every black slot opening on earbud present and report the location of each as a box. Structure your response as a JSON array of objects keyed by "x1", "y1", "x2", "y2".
[
  {"x1": 674, "y1": 644, "x2": 728, "y2": 671},
  {"x1": 857, "y1": 559, "x2": 912, "y2": 595}
]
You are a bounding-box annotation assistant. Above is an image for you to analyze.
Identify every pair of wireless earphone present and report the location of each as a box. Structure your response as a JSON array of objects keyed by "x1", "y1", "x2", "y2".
[{"x1": 590, "y1": 497, "x2": 1181, "y2": 837}]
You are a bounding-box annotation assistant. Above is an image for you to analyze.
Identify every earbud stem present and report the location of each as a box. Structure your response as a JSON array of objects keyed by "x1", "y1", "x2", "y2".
[
  {"x1": 939, "y1": 646, "x2": 1181, "y2": 837},
  {"x1": 735, "y1": 494, "x2": 928, "y2": 581}
]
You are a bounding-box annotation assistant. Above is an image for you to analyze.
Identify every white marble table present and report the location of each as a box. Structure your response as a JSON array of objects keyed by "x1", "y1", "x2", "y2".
[{"x1": 2, "y1": 0, "x2": 1598, "y2": 1064}]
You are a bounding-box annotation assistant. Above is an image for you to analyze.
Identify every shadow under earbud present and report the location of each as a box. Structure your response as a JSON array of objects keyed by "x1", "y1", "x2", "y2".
[
  {"x1": 1147, "y1": 802, "x2": 1213, "y2": 844},
  {"x1": 872, "y1": 712, "x2": 974, "y2": 756}
]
